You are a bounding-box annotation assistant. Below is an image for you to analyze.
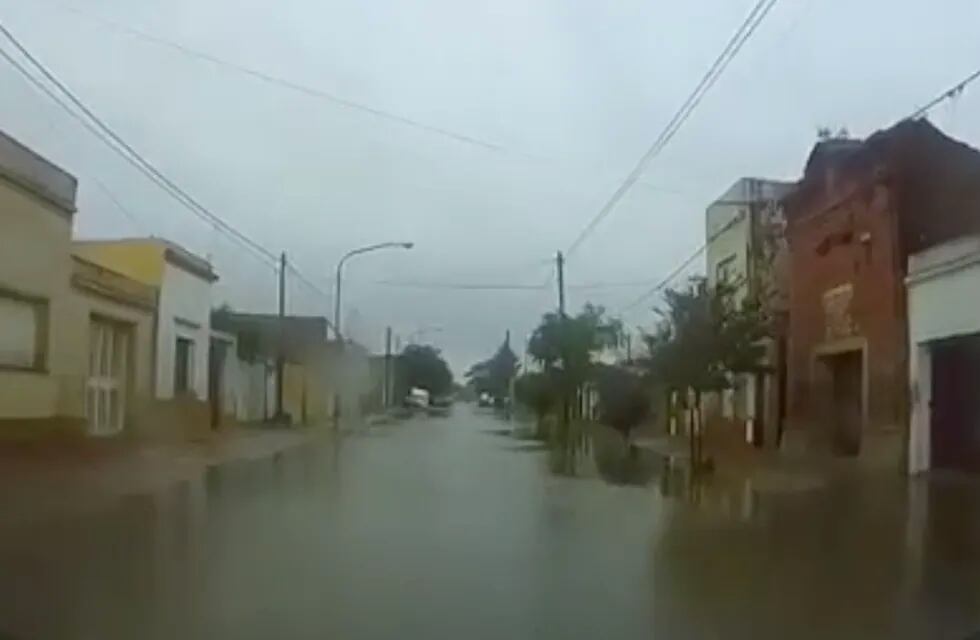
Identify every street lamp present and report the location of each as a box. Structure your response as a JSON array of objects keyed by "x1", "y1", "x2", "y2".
[
  {"x1": 333, "y1": 241, "x2": 414, "y2": 340},
  {"x1": 406, "y1": 325, "x2": 443, "y2": 345}
]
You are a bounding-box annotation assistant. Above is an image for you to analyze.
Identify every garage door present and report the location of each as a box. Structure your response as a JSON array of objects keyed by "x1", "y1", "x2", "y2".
[{"x1": 86, "y1": 320, "x2": 130, "y2": 436}]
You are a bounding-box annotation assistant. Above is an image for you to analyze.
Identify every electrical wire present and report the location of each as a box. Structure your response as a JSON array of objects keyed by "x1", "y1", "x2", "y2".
[
  {"x1": 28, "y1": 0, "x2": 507, "y2": 154},
  {"x1": 563, "y1": 0, "x2": 780, "y2": 258},
  {"x1": 1, "y1": 33, "x2": 336, "y2": 301},
  {"x1": 909, "y1": 66, "x2": 980, "y2": 120},
  {"x1": 1, "y1": 47, "x2": 149, "y2": 234},
  {"x1": 371, "y1": 280, "x2": 546, "y2": 291},
  {"x1": 618, "y1": 212, "x2": 743, "y2": 313},
  {"x1": 0, "y1": 21, "x2": 281, "y2": 268}
]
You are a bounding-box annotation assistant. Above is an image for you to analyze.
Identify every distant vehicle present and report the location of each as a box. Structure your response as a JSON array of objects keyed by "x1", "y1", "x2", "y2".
[
  {"x1": 405, "y1": 387, "x2": 430, "y2": 409},
  {"x1": 431, "y1": 395, "x2": 453, "y2": 408},
  {"x1": 478, "y1": 392, "x2": 493, "y2": 407}
]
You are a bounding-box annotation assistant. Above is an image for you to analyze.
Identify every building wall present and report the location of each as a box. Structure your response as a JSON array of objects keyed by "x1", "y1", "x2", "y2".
[
  {"x1": 907, "y1": 236, "x2": 980, "y2": 473},
  {"x1": 786, "y1": 181, "x2": 908, "y2": 462},
  {"x1": 72, "y1": 241, "x2": 165, "y2": 287},
  {"x1": 0, "y1": 175, "x2": 76, "y2": 421},
  {"x1": 706, "y1": 203, "x2": 750, "y2": 300},
  {"x1": 704, "y1": 178, "x2": 792, "y2": 444},
  {"x1": 156, "y1": 262, "x2": 212, "y2": 400},
  {"x1": 66, "y1": 284, "x2": 156, "y2": 429}
]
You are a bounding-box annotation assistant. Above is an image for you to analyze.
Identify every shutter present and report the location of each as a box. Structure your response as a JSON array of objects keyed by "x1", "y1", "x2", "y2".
[{"x1": 0, "y1": 296, "x2": 38, "y2": 368}]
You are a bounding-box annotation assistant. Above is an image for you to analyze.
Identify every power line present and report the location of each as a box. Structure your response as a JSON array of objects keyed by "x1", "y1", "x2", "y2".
[
  {"x1": 618, "y1": 212, "x2": 744, "y2": 313},
  {"x1": 371, "y1": 280, "x2": 546, "y2": 291},
  {"x1": 909, "y1": 66, "x2": 980, "y2": 120},
  {"x1": 29, "y1": 0, "x2": 507, "y2": 154},
  {"x1": 563, "y1": 0, "x2": 780, "y2": 258},
  {"x1": 0, "y1": 21, "x2": 281, "y2": 268},
  {"x1": 1, "y1": 45, "x2": 148, "y2": 234},
  {"x1": 1, "y1": 30, "x2": 333, "y2": 301}
]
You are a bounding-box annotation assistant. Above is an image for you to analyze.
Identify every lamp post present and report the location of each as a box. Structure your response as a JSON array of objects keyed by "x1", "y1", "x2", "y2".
[
  {"x1": 333, "y1": 241, "x2": 414, "y2": 340},
  {"x1": 405, "y1": 325, "x2": 443, "y2": 345}
]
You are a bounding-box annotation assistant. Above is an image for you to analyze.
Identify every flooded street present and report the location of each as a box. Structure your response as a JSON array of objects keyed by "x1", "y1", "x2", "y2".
[{"x1": 1, "y1": 406, "x2": 979, "y2": 639}]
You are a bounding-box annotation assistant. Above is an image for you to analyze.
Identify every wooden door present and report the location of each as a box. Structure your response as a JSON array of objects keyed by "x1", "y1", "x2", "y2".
[
  {"x1": 931, "y1": 339, "x2": 980, "y2": 472},
  {"x1": 830, "y1": 351, "x2": 862, "y2": 456}
]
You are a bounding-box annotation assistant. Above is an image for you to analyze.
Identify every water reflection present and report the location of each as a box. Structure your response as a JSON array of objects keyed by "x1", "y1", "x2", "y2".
[{"x1": 1, "y1": 410, "x2": 979, "y2": 639}]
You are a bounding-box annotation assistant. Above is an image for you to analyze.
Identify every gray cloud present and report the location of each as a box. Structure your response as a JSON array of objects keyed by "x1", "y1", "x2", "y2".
[{"x1": 2, "y1": 0, "x2": 979, "y2": 374}]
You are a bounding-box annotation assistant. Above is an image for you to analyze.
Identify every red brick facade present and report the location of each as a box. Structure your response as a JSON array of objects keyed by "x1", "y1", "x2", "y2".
[
  {"x1": 782, "y1": 120, "x2": 980, "y2": 467},
  {"x1": 785, "y1": 177, "x2": 908, "y2": 451}
]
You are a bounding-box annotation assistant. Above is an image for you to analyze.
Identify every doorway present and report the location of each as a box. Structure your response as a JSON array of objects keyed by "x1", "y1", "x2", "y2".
[
  {"x1": 825, "y1": 350, "x2": 863, "y2": 456},
  {"x1": 930, "y1": 335, "x2": 980, "y2": 473},
  {"x1": 208, "y1": 338, "x2": 228, "y2": 429},
  {"x1": 86, "y1": 319, "x2": 131, "y2": 436}
]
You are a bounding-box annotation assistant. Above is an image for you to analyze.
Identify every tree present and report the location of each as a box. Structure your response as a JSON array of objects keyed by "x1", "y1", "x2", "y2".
[
  {"x1": 513, "y1": 371, "x2": 558, "y2": 437},
  {"x1": 397, "y1": 344, "x2": 453, "y2": 397},
  {"x1": 594, "y1": 365, "x2": 651, "y2": 445},
  {"x1": 641, "y1": 278, "x2": 768, "y2": 470},
  {"x1": 465, "y1": 335, "x2": 519, "y2": 400},
  {"x1": 527, "y1": 304, "x2": 622, "y2": 430}
]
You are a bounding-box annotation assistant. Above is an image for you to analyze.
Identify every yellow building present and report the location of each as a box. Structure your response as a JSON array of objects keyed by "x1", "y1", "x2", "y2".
[
  {"x1": 74, "y1": 238, "x2": 217, "y2": 403},
  {"x1": 0, "y1": 130, "x2": 81, "y2": 431},
  {"x1": 0, "y1": 130, "x2": 163, "y2": 438}
]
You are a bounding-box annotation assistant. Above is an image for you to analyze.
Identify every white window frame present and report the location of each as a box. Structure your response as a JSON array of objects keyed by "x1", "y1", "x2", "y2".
[{"x1": 0, "y1": 289, "x2": 47, "y2": 371}]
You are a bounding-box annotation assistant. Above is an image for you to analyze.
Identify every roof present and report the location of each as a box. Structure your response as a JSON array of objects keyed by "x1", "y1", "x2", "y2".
[
  {"x1": 74, "y1": 237, "x2": 218, "y2": 282},
  {"x1": 0, "y1": 129, "x2": 77, "y2": 214},
  {"x1": 211, "y1": 311, "x2": 338, "y2": 362},
  {"x1": 784, "y1": 119, "x2": 980, "y2": 255},
  {"x1": 70, "y1": 255, "x2": 157, "y2": 311},
  {"x1": 708, "y1": 177, "x2": 795, "y2": 208}
]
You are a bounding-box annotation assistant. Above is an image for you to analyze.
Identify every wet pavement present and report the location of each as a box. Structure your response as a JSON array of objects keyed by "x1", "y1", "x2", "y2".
[{"x1": 1, "y1": 406, "x2": 978, "y2": 639}]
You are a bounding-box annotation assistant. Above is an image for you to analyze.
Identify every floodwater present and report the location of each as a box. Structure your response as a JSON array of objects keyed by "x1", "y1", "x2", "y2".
[{"x1": 1, "y1": 406, "x2": 978, "y2": 639}]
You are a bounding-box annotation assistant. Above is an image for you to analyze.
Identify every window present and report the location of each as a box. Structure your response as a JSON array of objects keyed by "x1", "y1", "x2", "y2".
[
  {"x1": 0, "y1": 293, "x2": 46, "y2": 370},
  {"x1": 174, "y1": 336, "x2": 195, "y2": 395},
  {"x1": 715, "y1": 254, "x2": 738, "y2": 285}
]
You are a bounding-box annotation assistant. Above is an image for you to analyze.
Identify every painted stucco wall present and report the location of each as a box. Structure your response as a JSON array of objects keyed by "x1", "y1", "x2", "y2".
[
  {"x1": 72, "y1": 241, "x2": 165, "y2": 287},
  {"x1": 66, "y1": 285, "x2": 156, "y2": 425},
  {"x1": 0, "y1": 176, "x2": 76, "y2": 420},
  {"x1": 907, "y1": 237, "x2": 980, "y2": 345},
  {"x1": 156, "y1": 261, "x2": 213, "y2": 400},
  {"x1": 706, "y1": 202, "x2": 750, "y2": 299},
  {"x1": 906, "y1": 236, "x2": 980, "y2": 473}
]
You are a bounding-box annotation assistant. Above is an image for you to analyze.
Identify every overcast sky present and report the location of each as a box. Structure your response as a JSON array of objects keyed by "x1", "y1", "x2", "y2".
[{"x1": 2, "y1": 0, "x2": 980, "y2": 374}]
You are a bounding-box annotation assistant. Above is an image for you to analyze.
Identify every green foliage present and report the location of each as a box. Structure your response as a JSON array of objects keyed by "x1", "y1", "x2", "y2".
[
  {"x1": 514, "y1": 372, "x2": 557, "y2": 420},
  {"x1": 397, "y1": 344, "x2": 453, "y2": 395},
  {"x1": 466, "y1": 337, "x2": 519, "y2": 397},
  {"x1": 527, "y1": 303, "x2": 622, "y2": 396},
  {"x1": 642, "y1": 278, "x2": 769, "y2": 395},
  {"x1": 595, "y1": 365, "x2": 651, "y2": 440}
]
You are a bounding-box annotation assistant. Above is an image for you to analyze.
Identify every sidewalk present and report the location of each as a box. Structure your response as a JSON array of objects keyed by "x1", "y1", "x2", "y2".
[
  {"x1": 633, "y1": 431, "x2": 872, "y2": 495},
  {"x1": 0, "y1": 425, "x2": 324, "y2": 528}
]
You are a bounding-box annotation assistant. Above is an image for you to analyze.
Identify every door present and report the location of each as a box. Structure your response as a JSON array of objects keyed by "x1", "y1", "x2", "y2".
[
  {"x1": 208, "y1": 339, "x2": 227, "y2": 428},
  {"x1": 86, "y1": 320, "x2": 129, "y2": 436},
  {"x1": 829, "y1": 350, "x2": 862, "y2": 456},
  {"x1": 931, "y1": 337, "x2": 980, "y2": 472}
]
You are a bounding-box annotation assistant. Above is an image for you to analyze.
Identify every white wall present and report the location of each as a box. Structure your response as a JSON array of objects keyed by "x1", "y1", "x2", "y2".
[
  {"x1": 155, "y1": 262, "x2": 213, "y2": 400},
  {"x1": 906, "y1": 236, "x2": 980, "y2": 474}
]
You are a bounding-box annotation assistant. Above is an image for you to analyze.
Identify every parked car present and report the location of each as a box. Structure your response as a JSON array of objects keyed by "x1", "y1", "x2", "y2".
[{"x1": 405, "y1": 387, "x2": 430, "y2": 409}]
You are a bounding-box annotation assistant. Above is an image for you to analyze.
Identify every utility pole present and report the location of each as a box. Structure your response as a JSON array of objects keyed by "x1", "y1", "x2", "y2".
[
  {"x1": 556, "y1": 250, "x2": 568, "y2": 429},
  {"x1": 556, "y1": 250, "x2": 566, "y2": 316},
  {"x1": 276, "y1": 251, "x2": 286, "y2": 419},
  {"x1": 384, "y1": 326, "x2": 392, "y2": 409}
]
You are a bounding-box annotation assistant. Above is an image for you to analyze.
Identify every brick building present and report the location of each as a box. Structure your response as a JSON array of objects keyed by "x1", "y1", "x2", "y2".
[{"x1": 782, "y1": 120, "x2": 980, "y2": 470}]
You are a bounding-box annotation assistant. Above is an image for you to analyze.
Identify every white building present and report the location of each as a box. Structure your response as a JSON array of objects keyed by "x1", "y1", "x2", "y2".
[
  {"x1": 704, "y1": 177, "x2": 793, "y2": 447},
  {"x1": 73, "y1": 238, "x2": 218, "y2": 401},
  {"x1": 907, "y1": 236, "x2": 980, "y2": 474}
]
